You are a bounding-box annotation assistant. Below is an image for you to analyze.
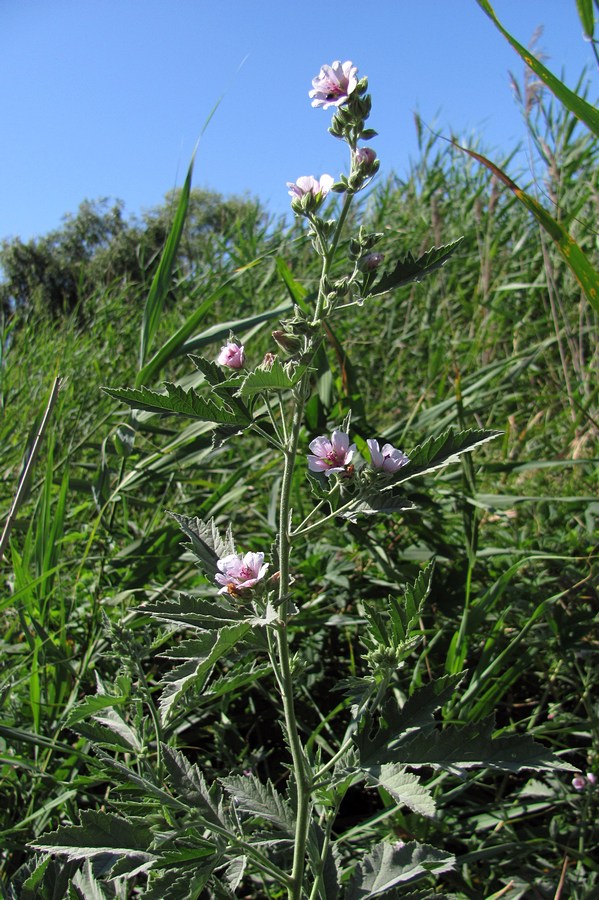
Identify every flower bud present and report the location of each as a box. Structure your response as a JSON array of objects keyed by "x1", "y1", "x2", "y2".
[
  {"x1": 217, "y1": 342, "x2": 245, "y2": 369},
  {"x1": 354, "y1": 147, "x2": 377, "y2": 169},
  {"x1": 272, "y1": 330, "x2": 302, "y2": 354},
  {"x1": 358, "y1": 253, "x2": 384, "y2": 272}
]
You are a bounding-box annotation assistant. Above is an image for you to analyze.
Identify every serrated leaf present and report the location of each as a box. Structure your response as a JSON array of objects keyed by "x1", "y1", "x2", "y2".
[
  {"x1": 65, "y1": 695, "x2": 128, "y2": 727},
  {"x1": 345, "y1": 840, "x2": 455, "y2": 898},
  {"x1": 162, "y1": 744, "x2": 224, "y2": 826},
  {"x1": 71, "y1": 861, "x2": 115, "y2": 899},
  {"x1": 30, "y1": 811, "x2": 155, "y2": 867},
  {"x1": 142, "y1": 592, "x2": 243, "y2": 631},
  {"x1": 143, "y1": 867, "x2": 213, "y2": 900},
  {"x1": 362, "y1": 764, "x2": 435, "y2": 817},
  {"x1": 70, "y1": 720, "x2": 141, "y2": 754},
  {"x1": 103, "y1": 383, "x2": 251, "y2": 425},
  {"x1": 368, "y1": 239, "x2": 463, "y2": 297},
  {"x1": 339, "y1": 494, "x2": 414, "y2": 520},
  {"x1": 354, "y1": 675, "x2": 465, "y2": 766},
  {"x1": 220, "y1": 774, "x2": 296, "y2": 836},
  {"x1": 237, "y1": 357, "x2": 308, "y2": 399},
  {"x1": 396, "y1": 428, "x2": 502, "y2": 483},
  {"x1": 223, "y1": 855, "x2": 247, "y2": 892},
  {"x1": 158, "y1": 622, "x2": 251, "y2": 723},
  {"x1": 90, "y1": 707, "x2": 142, "y2": 753},
  {"x1": 391, "y1": 716, "x2": 578, "y2": 775},
  {"x1": 170, "y1": 513, "x2": 235, "y2": 579},
  {"x1": 387, "y1": 563, "x2": 434, "y2": 644}
]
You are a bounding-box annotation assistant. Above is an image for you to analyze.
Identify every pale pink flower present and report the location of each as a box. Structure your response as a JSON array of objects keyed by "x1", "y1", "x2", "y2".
[
  {"x1": 217, "y1": 342, "x2": 245, "y2": 369},
  {"x1": 215, "y1": 551, "x2": 269, "y2": 595},
  {"x1": 368, "y1": 439, "x2": 409, "y2": 473},
  {"x1": 307, "y1": 430, "x2": 355, "y2": 476},
  {"x1": 572, "y1": 775, "x2": 587, "y2": 791},
  {"x1": 286, "y1": 174, "x2": 334, "y2": 201},
  {"x1": 309, "y1": 60, "x2": 358, "y2": 109}
]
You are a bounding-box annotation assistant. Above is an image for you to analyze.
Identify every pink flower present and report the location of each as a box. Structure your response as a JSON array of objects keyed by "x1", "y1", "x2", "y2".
[
  {"x1": 287, "y1": 174, "x2": 334, "y2": 201},
  {"x1": 307, "y1": 430, "x2": 355, "y2": 476},
  {"x1": 215, "y1": 551, "x2": 269, "y2": 595},
  {"x1": 367, "y1": 439, "x2": 409, "y2": 473},
  {"x1": 572, "y1": 775, "x2": 587, "y2": 791},
  {"x1": 309, "y1": 60, "x2": 358, "y2": 109},
  {"x1": 217, "y1": 342, "x2": 245, "y2": 369}
]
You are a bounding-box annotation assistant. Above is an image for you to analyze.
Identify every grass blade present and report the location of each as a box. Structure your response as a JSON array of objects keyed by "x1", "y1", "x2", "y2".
[{"x1": 476, "y1": 0, "x2": 599, "y2": 137}]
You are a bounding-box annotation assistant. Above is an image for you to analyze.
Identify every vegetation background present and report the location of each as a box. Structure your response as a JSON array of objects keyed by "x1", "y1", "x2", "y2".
[{"x1": 0, "y1": 3, "x2": 597, "y2": 897}]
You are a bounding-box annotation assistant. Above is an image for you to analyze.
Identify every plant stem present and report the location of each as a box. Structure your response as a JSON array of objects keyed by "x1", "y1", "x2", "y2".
[
  {"x1": 275, "y1": 191, "x2": 356, "y2": 898},
  {"x1": 275, "y1": 389, "x2": 312, "y2": 899}
]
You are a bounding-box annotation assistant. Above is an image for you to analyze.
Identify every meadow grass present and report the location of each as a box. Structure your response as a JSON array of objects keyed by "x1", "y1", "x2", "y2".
[{"x1": 0, "y1": 71, "x2": 597, "y2": 898}]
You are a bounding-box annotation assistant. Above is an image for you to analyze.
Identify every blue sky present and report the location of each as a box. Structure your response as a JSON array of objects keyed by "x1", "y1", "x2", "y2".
[{"x1": 0, "y1": 1, "x2": 592, "y2": 242}]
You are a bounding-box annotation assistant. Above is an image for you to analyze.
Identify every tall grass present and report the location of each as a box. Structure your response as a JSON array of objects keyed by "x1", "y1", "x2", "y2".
[{"x1": 0, "y1": 67, "x2": 596, "y2": 896}]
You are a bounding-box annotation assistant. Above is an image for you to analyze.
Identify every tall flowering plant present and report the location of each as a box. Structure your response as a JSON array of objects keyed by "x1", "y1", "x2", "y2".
[{"x1": 34, "y1": 61, "x2": 575, "y2": 899}]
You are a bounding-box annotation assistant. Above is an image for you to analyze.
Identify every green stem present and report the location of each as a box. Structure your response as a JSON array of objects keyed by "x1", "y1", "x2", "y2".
[
  {"x1": 307, "y1": 802, "x2": 340, "y2": 900},
  {"x1": 275, "y1": 388, "x2": 313, "y2": 899}
]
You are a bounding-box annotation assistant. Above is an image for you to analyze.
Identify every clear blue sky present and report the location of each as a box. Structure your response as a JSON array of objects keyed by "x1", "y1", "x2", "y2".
[{"x1": 0, "y1": 1, "x2": 592, "y2": 242}]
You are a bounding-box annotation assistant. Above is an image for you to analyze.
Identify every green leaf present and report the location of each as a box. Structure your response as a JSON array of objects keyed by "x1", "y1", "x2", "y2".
[
  {"x1": 362, "y1": 764, "x2": 435, "y2": 817},
  {"x1": 368, "y1": 238, "x2": 464, "y2": 297},
  {"x1": 397, "y1": 428, "x2": 502, "y2": 483},
  {"x1": 394, "y1": 717, "x2": 578, "y2": 774},
  {"x1": 345, "y1": 840, "x2": 455, "y2": 898},
  {"x1": 237, "y1": 357, "x2": 309, "y2": 399},
  {"x1": 162, "y1": 744, "x2": 224, "y2": 827},
  {"x1": 476, "y1": 0, "x2": 599, "y2": 137},
  {"x1": 71, "y1": 861, "x2": 116, "y2": 900},
  {"x1": 157, "y1": 622, "x2": 251, "y2": 723},
  {"x1": 139, "y1": 154, "x2": 194, "y2": 370},
  {"x1": 142, "y1": 592, "x2": 244, "y2": 630},
  {"x1": 143, "y1": 867, "x2": 214, "y2": 900},
  {"x1": 354, "y1": 674, "x2": 466, "y2": 766},
  {"x1": 388, "y1": 562, "x2": 434, "y2": 644},
  {"x1": 169, "y1": 512, "x2": 235, "y2": 581},
  {"x1": 30, "y1": 810, "x2": 155, "y2": 867},
  {"x1": 103, "y1": 382, "x2": 251, "y2": 425},
  {"x1": 453, "y1": 141, "x2": 599, "y2": 313},
  {"x1": 339, "y1": 493, "x2": 414, "y2": 520},
  {"x1": 220, "y1": 773, "x2": 296, "y2": 836},
  {"x1": 576, "y1": 0, "x2": 594, "y2": 38}
]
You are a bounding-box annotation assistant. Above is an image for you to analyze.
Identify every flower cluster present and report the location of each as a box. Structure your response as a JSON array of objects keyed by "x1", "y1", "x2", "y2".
[
  {"x1": 307, "y1": 431, "x2": 409, "y2": 478},
  {"x1": 215, "y1": 552, "x2": 269, "y2": 595}
]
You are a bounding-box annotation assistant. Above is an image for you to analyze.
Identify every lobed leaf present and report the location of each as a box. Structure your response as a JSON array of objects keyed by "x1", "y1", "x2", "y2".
[
  {"x1": 142, "y1": 593, "x2": 244, "y2": 631},
  {"x1": 362, "y1": 764, "x2": 435, "y2": 817},
  {"x1": 237, "y1": 357, "x2": 309, "y2": 399},
  {"x1": 30, "y1": 810, "x2": 155, "y2": 867},
  {"x1": 220, "y1": 773, "x2": 296, "y2": 837},
  {"x1": 344, "y1": 840, "x2": 455, "y2": 898},
  {"x1": 396, "y1": 428, "x2": 502, "y2": 483},
  {"x1": 103, "y1": 382, "x2": 251, "y2": 425},
  {"x1": 157, "y1": 622, "x2": 251, "y2": 723},
  {"x1": 162, "y1": 744, "x2": 224, "y2": 827},
  {"x1": 368, "y1": 238, "x2": 464, "y2": 297},
  {"x1": 169, "y1": 512, "x2": 235, "y2": 581}
]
